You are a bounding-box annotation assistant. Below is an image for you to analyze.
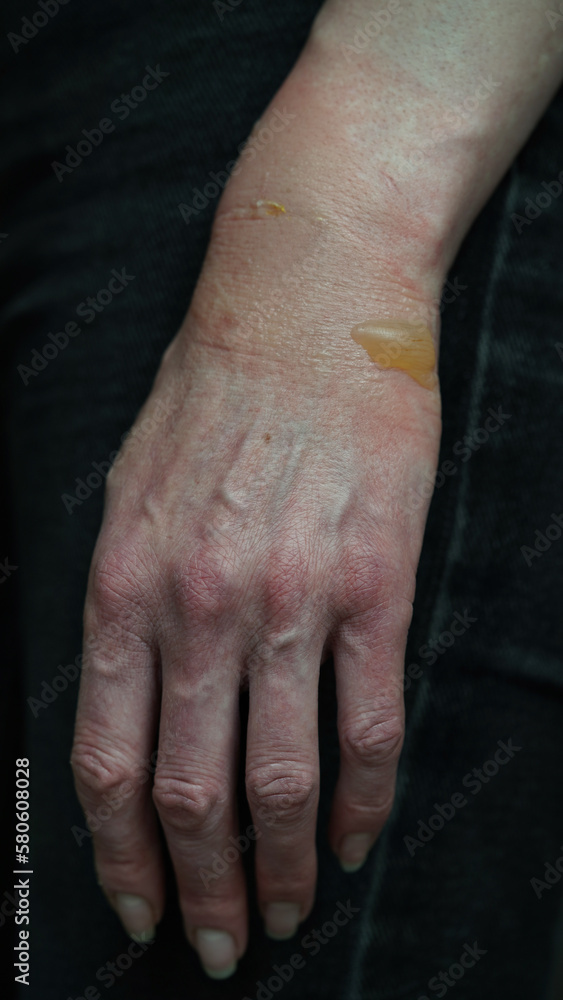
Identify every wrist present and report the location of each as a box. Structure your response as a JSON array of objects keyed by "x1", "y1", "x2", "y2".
[
  {"x1": 216, "y1": 2, "x2": 562, "y2": 284},
  {"x1": 184, "y1": 199, "x2": 443, "y2": 395},
  {"x1": 215, "y1": 53, "x2": 465, "y2": 297}
]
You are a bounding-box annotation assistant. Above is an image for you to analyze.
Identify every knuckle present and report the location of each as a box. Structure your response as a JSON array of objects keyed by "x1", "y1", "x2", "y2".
[
  {"x1": 260, "y1": 544, "x2": 312, "y2": 622},
  {"x1": 341, "y1": 714, "x2": 404, "y2": 767},
  {"x1": 170, "y1": 543, "x2": 241, "y2": 623},
  {"x1": 152, "y1": 775, "x2": 224, "y2": 833},
  {"x1": 246, "y1": 765, "x2": 318, "y2": 823},
  {"x1": 340, "y1": 537, "x2": 415, "y2": 619},
  {"x1": 88, "y1": 545, "x2": 148, "y2": 622},
  {"x1": 70, "y1": 742, "x2": 135, "y2": 801}
]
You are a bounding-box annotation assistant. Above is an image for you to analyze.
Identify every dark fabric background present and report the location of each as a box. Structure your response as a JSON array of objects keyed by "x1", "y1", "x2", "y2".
[{"x1": 0, "y1": 1, "x2": 562, "y2": 997}]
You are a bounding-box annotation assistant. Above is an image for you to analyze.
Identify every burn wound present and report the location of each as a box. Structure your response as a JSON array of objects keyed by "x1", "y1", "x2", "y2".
[
  {"x1": 350, "y1": 320, "x2": 437, "y2": 390},
  {"x1": 228, "y1": 200, "x2": 287, "y2": 219}
]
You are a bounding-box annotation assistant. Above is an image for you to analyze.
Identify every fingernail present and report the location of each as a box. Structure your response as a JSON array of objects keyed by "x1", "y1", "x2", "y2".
[
  {"x1": 339, "y1": 833, "x2": 375, "y2": 872},
  {"x1": 195, "y1": 929, "x2": 237, "y2": 979},
  {"x1": 264, "y1": 902, "x2": 301, "y2": 940},
  {"x1": 113, "y1": 893, "x2": 155, "y2": 943}
]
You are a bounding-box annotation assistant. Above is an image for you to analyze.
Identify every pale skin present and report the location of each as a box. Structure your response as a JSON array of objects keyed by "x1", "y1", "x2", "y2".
[{"x1": 70, "y1": 0, "x2": 563, "y2": 979}]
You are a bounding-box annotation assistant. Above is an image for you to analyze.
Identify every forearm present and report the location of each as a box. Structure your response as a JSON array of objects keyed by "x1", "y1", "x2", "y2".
[
  {"x1": 210, "y1": 0, "x2": 563, "y2": 317},
  {"x1": 309, "y1": 0, "x2": 563, "y2": 257}
]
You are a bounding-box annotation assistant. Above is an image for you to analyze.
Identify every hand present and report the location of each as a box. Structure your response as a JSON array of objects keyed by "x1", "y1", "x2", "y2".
[
  {"x1": 71, "y1": 0, "x2": 563, "y2": 979},
  {"x1": 70, "y1": 186, "x2": 442, "y2": 978}
]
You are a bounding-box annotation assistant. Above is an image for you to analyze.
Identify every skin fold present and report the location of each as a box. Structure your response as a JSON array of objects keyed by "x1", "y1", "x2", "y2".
[{"x1": 70, "y1": 0, "x2": 563, "y2": 980}]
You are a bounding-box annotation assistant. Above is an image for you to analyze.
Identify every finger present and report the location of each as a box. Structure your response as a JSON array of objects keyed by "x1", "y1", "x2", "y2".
[
  {"x1": 329, "y1": 601, "x2": 411, "y2": 873},
  {"x1": 71, "y1": 573, "x2": 165, "y2": 943},
  {"x1": 153, "y1": 633, "x2": 245, "y2": 980},
  {"x1": 245, "y1": 635, "x2": 321, "y2": 941}
]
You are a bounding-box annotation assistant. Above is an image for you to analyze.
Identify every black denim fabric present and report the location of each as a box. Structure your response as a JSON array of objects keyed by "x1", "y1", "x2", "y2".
[{"x1": 1, "y1": 1, "x2": 563, "y2": 998}]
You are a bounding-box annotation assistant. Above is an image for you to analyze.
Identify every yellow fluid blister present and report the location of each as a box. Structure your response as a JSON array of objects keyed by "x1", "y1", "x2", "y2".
[
  {"x1": 227, "y1": 200, "x2": 287, "y2": 219},
  {"x1": 350, "y1": 320, "x2": 437, "y2": 390},
  {"x1": 256, "y1": 200, "x2": 286, "y2": 216}
]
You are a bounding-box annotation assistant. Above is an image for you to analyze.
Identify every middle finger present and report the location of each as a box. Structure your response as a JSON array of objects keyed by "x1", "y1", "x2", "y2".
[
  {"x1": 245, "y1": 631, "x2": 322, "y2": 940},
  {"x1": 153, "y1": 631, "x2": 245, "y2": 978}
]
